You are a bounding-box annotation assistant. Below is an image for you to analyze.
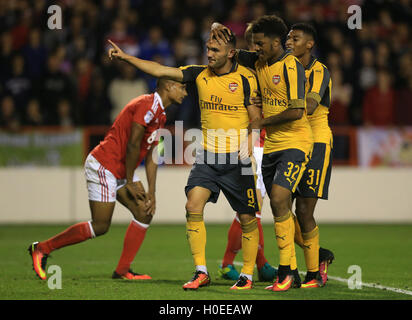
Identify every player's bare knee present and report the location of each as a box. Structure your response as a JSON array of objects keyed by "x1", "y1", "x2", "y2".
[
  {"x1": 296, "y1": 201, "x2": 314, "y2": 222},
  {"x1": 129, "y1": 204, "x2": 150, "y2": 224},
  {"x1": 238, "y1": 213, "x2": 255, "y2": 224},
  {"x1": 295, "y1": 201, "x2": 307, "y2": 218},
  {"x1": 132, "y1": 204, "x2": 153, "y2": 225},
  {"x1": 270, "y1": 196, "x2": 289, "y2": 215},
  {"x1": 185, "y1": 201, "x2": 203, "y2": 215},
  {"x1": 91, "y1": 221, "x2": 111, "y2": 236}
]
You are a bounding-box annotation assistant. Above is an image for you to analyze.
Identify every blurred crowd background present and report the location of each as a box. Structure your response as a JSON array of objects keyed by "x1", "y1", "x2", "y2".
[{"x1": 1, "y1": 0, "x2": 412, "y2": 132}]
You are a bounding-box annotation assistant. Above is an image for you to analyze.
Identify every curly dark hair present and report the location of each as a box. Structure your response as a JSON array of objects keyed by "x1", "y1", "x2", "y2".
[{"x1": 251, "y1": 15, "x2": 288, "y2": 41}]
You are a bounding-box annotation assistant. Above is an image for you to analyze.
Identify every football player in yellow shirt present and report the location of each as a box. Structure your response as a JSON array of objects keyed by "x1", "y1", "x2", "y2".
[
  {"x1": 108, "y1": 33, "x2": 262, "y2": 291},
  {"x1": 217, "y1": 23, "x2": 278, "y2": 284},
  {"x1": 213, "y1": 15, "x2": 312, "y2": 292},
  {"x1": 285, "y1": 23, "x2": 335, "y2": 288}
]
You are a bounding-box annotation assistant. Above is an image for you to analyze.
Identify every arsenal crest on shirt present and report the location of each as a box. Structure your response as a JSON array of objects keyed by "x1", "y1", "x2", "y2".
[
  {"x1": 272, "y1": 75, "x2": 280, "y2": 85},
  {"x1": 229, "y1": 82, "x2": 238, "y2": 92}
]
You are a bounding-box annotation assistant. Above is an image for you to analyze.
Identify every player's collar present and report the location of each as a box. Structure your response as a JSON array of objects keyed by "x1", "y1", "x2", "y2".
[
  {"x1": 210, "y1": 61, "x2": 238, "y2": 77},
  {"x1": 268, "y1": 50, "x2": 289, "y2": 67},
  {"x1": 154, "y1": 92, "x2": 165, "y2": 110},
  {"x1": 306, "y1": 55, "x2": 317, "y2": 70}
]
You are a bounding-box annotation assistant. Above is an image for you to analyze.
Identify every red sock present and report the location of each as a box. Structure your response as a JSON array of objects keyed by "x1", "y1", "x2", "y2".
[
  {"x1": 222, "y1": 217, "x2": 242, "y2": 268},
  {"x1": 115, "y1": 220, "x2": 148, "y2": 275},
  {"x1": 255, "y1": 215, "x2": 268, "y2": 269},
  {"x1": 38, "y1": 222, "x2": 94, "y2": 255}
]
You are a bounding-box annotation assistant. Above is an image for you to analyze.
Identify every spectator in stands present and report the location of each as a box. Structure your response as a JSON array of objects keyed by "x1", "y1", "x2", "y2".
[
  {"x1": 66, "y1": 35, "x2": 95, "y2": 64},
  {"x1": 223, "y1": 5, "x2": 247, "y2": 38},
  {"x1": 3, "y1": 55, "x2": 32, "y2": 116},
  {"x1": 0, "y1": 96, "x2": 20, "y2": 131},
  {"x1": 395, "y1": 78, "x2": 412, "y2": 126},
  {"x1": 138, "y1": 26, "x2": 173, "y2": 90},
  {"x1": 359, "y1": 47, "x2": 377, "y2": 91},
  {"x1": 156, "y1": 0, "x2": 181, "y2": 40},
  {"x1": 376, "y1": 41, "x2": 391, "y2": 69},
  {"x1": 10, "y1": 9, "x2": 30, "y2": 51},
  {"x1": 83, "y1": 70, "x2": 112, "y2": 125},
  {"x1": 248, "y1": 2, "x2": 266, "y2": 22},
  {"x1": 173, "y1": 37, "x2": 191, "y2": 67},
  {"x1": 326, "y1": 51, "x2": 341, "y2": 73},
  {"x1": 22, "y1": 29, "x2": 47, "y2": 80},
  {"x1": 363, "y1": 68, "x2": 395, "y2": 126},
  {"x1": 74, "y1": 58, "x2": 93, "y2": 105},
  {"x1": 108, "y1": 63, "x2": 148, "y2": 121},
  {"x1": 329, "y1": 69, "x2": 352, "y2": 126},
  {"x1": 139, "y1": 26, "x2": 173, "y2": 66},
  {"x1": 54, "y1": 45, "x2": 72, "y2": 75},
  {"x1": 105, "y1": 18, "x2": 139, "y2": 57},
  {"x1": 377, "y1": 9, "x2": 395, "y2": 39},
  {"x1": 397, "y1": 53, "x2": 412, "y2": 88},
  {"x1": 327, "y1": 28, "x2": 345, "y2": 53},
  {"x1": 24, "y1": 98, "x2": 44, "y2": 126},
  {"x1": 71, "y1": 57, "x2": 94, "y2": 124},
  {"x1": 39, "y1": 54, "x2": 74, "y2": 125},
  {"x1": 178, "y1": 17, "x2": 202, "y2": 65},
  {"x1": 0, "y1": 32, "x2": 14, "y2": 82},
  {"x1": 56, "y1": 99, "x2": 75, "y2": 129},
  {"x1": 341, "y1": 45, "x2": 356, "y2": 84}
]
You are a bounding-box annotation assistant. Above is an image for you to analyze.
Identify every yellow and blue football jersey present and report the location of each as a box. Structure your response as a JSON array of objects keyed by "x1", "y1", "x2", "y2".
[
  {"x1": 237, "y1": 50, "x2": 313, "y2": 155},
  {"x1": 305, "y1": 56, "x2": 333, "y2": 145},
  {"x1": 180, "y1": 62, "x2": 259, "y2": 153}
]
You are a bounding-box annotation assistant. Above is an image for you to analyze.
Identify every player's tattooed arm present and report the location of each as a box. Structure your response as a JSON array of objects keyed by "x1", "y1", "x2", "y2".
[
  {"x1": 126, "y1": 123, "x2": 147, "y2": 203},
  {"x1": 108, "y1": 40, "x2": 184, "y2": 82}
]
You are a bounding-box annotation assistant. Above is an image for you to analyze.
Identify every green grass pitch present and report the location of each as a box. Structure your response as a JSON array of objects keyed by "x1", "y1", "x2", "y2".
[{"x1": 1, "y1": 223, "x2": 411, "y2": 300}]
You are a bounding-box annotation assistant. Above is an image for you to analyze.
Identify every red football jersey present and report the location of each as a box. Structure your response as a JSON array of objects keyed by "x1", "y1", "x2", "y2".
[
  {"x1": 253, "y1": 128, "x2": 266, "y2": 147},
  {"x1": 91, "y1": 92, "x2": 166, "y2": 179},
  {"x1": 258, "y1": 128, "x2": 266, "y2": 147}
]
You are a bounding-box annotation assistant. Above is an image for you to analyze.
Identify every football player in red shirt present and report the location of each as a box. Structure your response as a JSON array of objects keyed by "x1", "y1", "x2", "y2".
[{"x1": 28, "y1": 78, "x2": 187, "y2": 280}]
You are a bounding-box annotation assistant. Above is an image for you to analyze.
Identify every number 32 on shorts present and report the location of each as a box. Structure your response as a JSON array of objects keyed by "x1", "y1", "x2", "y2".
[{"x1": 283, "y1": 161, "x2": 301, "y2": 185}]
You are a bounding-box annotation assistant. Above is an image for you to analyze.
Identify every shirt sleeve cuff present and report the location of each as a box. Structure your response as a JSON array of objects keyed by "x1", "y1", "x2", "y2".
[
  {"x1": 288, "y1": 99, "x2": 305, "y2": 109},
  {"x1": 307, "y1": 92, "x2": 321, "y2": 104}
]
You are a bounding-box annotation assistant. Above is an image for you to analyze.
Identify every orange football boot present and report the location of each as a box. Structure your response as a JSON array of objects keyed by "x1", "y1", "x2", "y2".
[
  {"x1": 182, "y1": 271, "x2": 210, "y2": 290},
  {"x1": 230, "y1": 276, "x2": 253, "y2": 290},
  {"x1": 28, "y1": 242, "x2": 48, "y2": 280},
  {"x1": 112, "y1": 269, "x2": 152, "y2": 280}
]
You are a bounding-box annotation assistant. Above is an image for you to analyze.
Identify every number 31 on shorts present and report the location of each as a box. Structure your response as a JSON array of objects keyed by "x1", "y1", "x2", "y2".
[{"x1": 306, "y1": 169, "x2": 320, "y2": 186}]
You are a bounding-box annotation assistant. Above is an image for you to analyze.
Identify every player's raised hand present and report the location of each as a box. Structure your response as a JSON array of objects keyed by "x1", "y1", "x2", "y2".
[
  {"x1": 211, "y1": 22, "x2": 232, "y2": 44},
  {"x1": 108, "y1": 39, "x2": 127, "y2": 60}
]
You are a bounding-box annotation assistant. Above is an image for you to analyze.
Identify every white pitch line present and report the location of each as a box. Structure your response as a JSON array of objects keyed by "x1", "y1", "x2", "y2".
[
  {"x1": 325, "y1": 274, "x2": 412, "y2": 296},
  {"x1": 228, "y1": 261, "x2": 412, "y2": 297}
]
